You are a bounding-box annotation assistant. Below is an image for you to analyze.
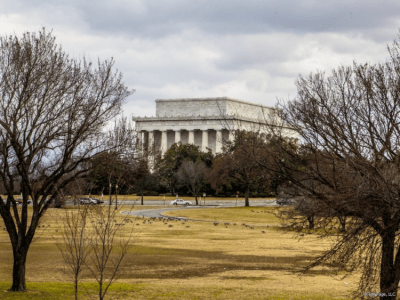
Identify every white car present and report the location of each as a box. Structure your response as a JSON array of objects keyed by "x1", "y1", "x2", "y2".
[
  {"x1": 170, "y1": 199, "x2": 192, "y2": 206},
  {"x1": 79, "y1": 197, "x2": 94, "y2": 205}
]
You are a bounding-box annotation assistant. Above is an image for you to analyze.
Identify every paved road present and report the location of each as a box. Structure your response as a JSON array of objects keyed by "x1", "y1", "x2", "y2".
[
  {"x1": 121, "y1": 206, "x2": 205, "y2": 220},
  {"x1": 121, "y1": 199, "x2": 278, "y2": 220},
  {"x1": 117, "y1": 199, "x2": 277, "y2": 207}
]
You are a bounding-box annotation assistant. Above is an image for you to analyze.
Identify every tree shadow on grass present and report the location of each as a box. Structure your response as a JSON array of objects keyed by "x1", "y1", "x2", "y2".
[{"x1": 118, "y1": 245, "x2": 333, "y2": 279}]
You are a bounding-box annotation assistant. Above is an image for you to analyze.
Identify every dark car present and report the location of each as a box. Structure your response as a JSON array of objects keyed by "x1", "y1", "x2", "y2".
[
  {"x1": 15, "y1": 198, "x2": 32, "y2": 205},
  {"x1": 276, "y1": 198, "x2": 296, "y2": 206},
  {"x1": 91, "y1": 198, "x2": 104, "y2": 204}
]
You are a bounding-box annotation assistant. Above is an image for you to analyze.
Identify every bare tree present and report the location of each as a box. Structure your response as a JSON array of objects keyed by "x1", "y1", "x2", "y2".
[
  {"x1": 0, "y1": 29, "x2": 134, "y2": 291},
  {"x1": 56, "y1": 205, "x2": 92, "y2": 300},
  {"x1": 86, "y1": 206, "x2": 134, "y2": 300},
  {"x1": 263, "y1": 35, "x2": 400, "y2": 299},
  {"x1": 177, "y1": 159, "x2": 206, "y2": 205}
]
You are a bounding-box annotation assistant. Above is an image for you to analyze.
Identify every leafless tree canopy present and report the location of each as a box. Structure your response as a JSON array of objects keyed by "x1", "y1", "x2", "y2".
[
  {"x1": 272, "y1": 36, "x2": 400, "y2": 299},
  {"x1": 177, "y1": 159, "x2": 206, "y2": 205},
  {"x1": 0, "y1": 29, "x2": 134, "y2": 291}
]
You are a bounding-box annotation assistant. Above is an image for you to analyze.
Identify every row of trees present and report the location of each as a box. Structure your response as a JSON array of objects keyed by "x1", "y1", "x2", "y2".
[
  {"x1": 85, "y1": 137, "x2": 277, "y2": 207},
  {"x1": 153, "y1": 135, "x2": 276, "y2": 206}
]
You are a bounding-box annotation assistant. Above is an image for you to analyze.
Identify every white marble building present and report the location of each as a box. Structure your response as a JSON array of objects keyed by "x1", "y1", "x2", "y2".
[{"x1": 133, "y1": 97, "x2": 297, "y2": 155}]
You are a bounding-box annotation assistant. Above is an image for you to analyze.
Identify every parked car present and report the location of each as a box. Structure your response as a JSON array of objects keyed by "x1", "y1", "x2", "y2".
[
  {"x1": 91, "y1": 198, "x2": 103, "y2": 204},
  {"x1": 14, "y1": 198, "x2": 32, "y2": 205},
  {"x1": 170, "y1": 199, "x2": 192, "y2": 206},
  {"x1": 276, "y1": 198, "x2": 296, "y2": 206},
  {"x1": 79, "y1": 197, "x2": 93, "y2": 205}
]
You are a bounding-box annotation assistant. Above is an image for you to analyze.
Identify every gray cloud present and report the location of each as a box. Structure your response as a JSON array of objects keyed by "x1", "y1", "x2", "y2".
[
  {"x1": 45, "y1": 0, "x2": 400, "y2": 40},
  {"x1": 10, "y1": 0, "x2": 400, "y2": 40},
  {"x1": 1, "y1": 0, "x2": 400, "y2": 117}
]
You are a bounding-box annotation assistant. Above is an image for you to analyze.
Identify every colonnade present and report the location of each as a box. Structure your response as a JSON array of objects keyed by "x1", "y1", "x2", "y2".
[{"x1": 138, "y1": 129, "x2": 229, "y2": 154}]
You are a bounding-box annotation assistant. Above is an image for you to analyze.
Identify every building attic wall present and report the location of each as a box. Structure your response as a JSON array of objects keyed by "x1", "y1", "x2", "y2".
[
  {"x1": 155, "y1": 97, "x2": 275, "y2": 122},
  {"x1": 156, "y1": 97, "x2": 228, "y2": 118}
]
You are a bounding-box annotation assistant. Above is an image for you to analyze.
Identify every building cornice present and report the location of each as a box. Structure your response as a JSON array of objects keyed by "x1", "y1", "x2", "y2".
[
  {"x1": 132, "y1": 115, "x2": 294, "y2": 130},
  {"x1": 132, "y1": 115, "x2": 233, "y2": 122}
]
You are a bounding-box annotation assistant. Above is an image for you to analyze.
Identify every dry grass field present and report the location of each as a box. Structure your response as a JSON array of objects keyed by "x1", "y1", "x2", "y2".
[{"x1": 0, "y1": 205, "x2": 359, "y2": 299}]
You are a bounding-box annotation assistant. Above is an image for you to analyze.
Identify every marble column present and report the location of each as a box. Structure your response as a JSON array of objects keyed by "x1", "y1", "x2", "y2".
[
  {"x1": 146, "y1": 130, "x2": 154, "y2": 171},
  {"x1": 141, "y1": 131, "x2": 146, "y2": 149},
  {"x1": 188, "y1": 130, "x2": 194, "y2": 144},
  {"x1": 136, "y1": 130, "x2": 142, "y2": 147},
  {"x1": 136, "y1": 130, "x2": 143, "y2": 156},
  {"x1": 215, "y1": 130, "x2": 222, "y2": 153},
  {"x1": 202, "y1": 130, "x2": 208, "y2": 152},
  {"x1": 148, "y1": 130, "x2": 154, "y2": 152},
  {"x1": 175, "y1": 130, "x2": 181, "y2": 144},
  {"x1": 161, "y1": 130, "x2": 168, "y2": 155}
]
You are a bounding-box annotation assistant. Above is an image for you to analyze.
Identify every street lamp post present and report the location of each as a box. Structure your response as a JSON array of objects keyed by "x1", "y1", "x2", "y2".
[
  {"x1": 115, "y1": 183, "x2": 118, "y2": 210},
  {"x1": 109, "y1": 182, "x2": 112, "y2": 206}
]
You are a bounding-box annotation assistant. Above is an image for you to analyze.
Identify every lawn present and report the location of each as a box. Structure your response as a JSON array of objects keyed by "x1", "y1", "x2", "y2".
[
  {"x1": 0, "y1": 206, "x2": 358, "y2": 299},
  {"x1": 164, "y1": 206, "x2": 282, "y2": 226}
]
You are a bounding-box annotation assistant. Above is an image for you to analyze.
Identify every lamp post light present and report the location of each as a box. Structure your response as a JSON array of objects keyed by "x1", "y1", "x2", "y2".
[
  {"x1": 115, "y1": 183, "x2": 118, "y2": 210},
  {"x1": 235, "y1": 194, "x2": 238, "y2": 207},
  {"x1": 109, "y1": 182, "x2": 112, "y2": 206}
]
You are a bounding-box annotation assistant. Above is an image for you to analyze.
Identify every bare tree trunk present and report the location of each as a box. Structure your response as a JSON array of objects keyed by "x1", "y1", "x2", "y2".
[
  {"x1": 74, "y1": 278, "x2": 78, "y2": 300},
  {"x1": 338, "y1": 216, "x2": 346, "y2": 232},
  {"x1": 11, "y1": 248, "x2": 28, "y2": 291},
  {"x1": 141, "y1": 192, "x2": 144, "y2": 205},
  {"x1": 195, "y1": 194, "x2": 198, "y2": 205},
  {"x1": 245, "y1": 186, "x2": 250, "y2": 207},
  {"x1": 307, "y1": 216, "x2": 314, "y2": 230},
  {"x1": 99, "y1": 280, "x2": 103, "y2": 300},
  {"x1": 379, "y1": 229, "x2": 397, "y2": 299}
]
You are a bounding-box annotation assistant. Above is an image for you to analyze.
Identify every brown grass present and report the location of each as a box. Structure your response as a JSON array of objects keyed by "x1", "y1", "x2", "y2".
[
  {"x1": 0, "y1": 206, "x2": 357, "y2": 299},
  {"x1": 164, "y1": 206, "x2": 281, "y2": 226}
]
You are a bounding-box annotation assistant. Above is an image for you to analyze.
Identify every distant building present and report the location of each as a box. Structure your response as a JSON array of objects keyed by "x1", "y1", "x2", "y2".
[{"x1": 132, "y1": 97, "x2": 298, "y2": 155}]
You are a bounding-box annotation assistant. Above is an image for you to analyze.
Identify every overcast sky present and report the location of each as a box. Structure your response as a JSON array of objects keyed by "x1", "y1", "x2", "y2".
[{"x1": 1, "y1": 0, "x2": 400, "y2": 117}]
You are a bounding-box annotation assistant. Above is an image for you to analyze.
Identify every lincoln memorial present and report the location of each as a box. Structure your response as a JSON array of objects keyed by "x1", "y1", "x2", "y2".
[{"x1": 133, "y1": 97, "x2": 297, "y2": 155}]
